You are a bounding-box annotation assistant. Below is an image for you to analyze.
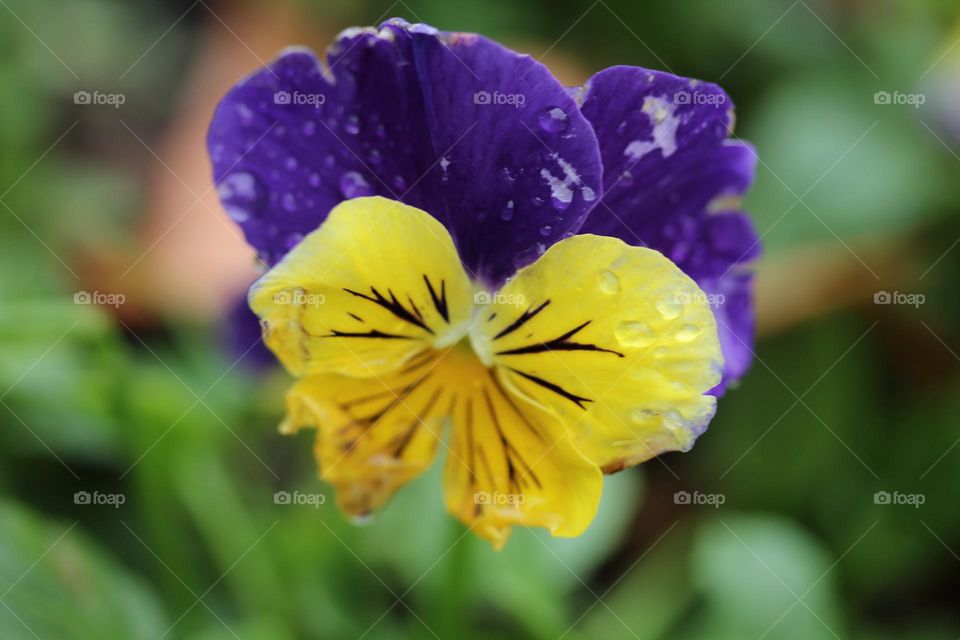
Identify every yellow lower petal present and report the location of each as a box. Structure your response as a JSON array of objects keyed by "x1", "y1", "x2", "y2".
[
  {"x1": 283, "y1": 349, "x2": 452, "y2": 518},
  {"x1": 441, "y1": 361, "x2": 603, "y2": 549}
]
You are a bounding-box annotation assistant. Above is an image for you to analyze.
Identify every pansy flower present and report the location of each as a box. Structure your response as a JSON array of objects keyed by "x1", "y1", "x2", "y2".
[{"x1": 208, "y1": 19, "x2": 759, "y2": 547}]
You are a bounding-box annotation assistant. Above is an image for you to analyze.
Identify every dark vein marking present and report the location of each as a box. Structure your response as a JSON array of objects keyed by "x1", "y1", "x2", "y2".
[
  {"x1": 495, "y1": 320, "x2": 624, "y2": 358},
  {"x1": 327, "y1": 329, "x2": 414, "y2": 340},
  {"x1": 509, "y1": 368, "x2": 592, "y2": 409},
  {"x1": 356, "y1": 373, "x2": 431, "y2": 428},
  {"x1": 487, "y1": 312, "x2": 497, "y2": 322},
  {"x1": 423, "y1": 275, "x2": 449, "y2": 323},
  {"x1": 394, "y1": 386, "x2": 444, "y2": 457},
  {"x1": 483, "y1": 386, "x2": 542, "y2": 492},
  {"x1": 347, "y1": 312, "x2": 364, "y2": 322},
  {"x1": 493, "y1": 300, "x2": 550, "y2": 340},
  {"x1": 488, "y1": 371, "x2": 544, "y2": 442},
  {"x1": 344, "y1": 286, "x2": 434, "y2": 335},
  {"x1": 465, "y1": 398, "x2": 477, "y2": 485}
]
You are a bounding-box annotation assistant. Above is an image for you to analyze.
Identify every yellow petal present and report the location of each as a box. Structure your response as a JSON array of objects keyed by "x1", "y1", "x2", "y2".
[
  {"x1": 440, "y1": 355, "x2": 603, "y2": 549},
  {"x1": 283, "y1": 348, "x2": 454, "y2": 518},
  {"x1": 250, "y1": 197, "x2": 474, "y2": 377},
  {"x1": 471, "y1": 234, "x2": 723, "y2": 473}
]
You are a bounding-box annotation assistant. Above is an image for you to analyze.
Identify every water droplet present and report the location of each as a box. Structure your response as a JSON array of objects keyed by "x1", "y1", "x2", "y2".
[
  {"x1": 368, "y1": 149, "x2": 383, "y2": 165},
  {"x1": 235, "y1": 104, "x2": 254, "y2": 125},
  {"x1": 392, "y1": 174, "x2": 407, "y2": 191},
  {"x1": 217, "y1": 171, "x2": 265, "y2": 223},
  {"x1": 674, "y1": 324, "x2": 702, "y2": 342},
  {"x1": 615, "y1": 321, "x2": 657, "y2": 348},
  {"x1": 281, "y1": 192, "x2": 297, "y2": 212},
  {"x1": 308, "y1": 173, "x2": 322, "y2": 187},
  {"x1": 597, "y1": 270, "x2": 620, "y2": 294},
  {"x1": 302, "y1": 120, "x2": 317, "y2": 136},
  {"x1": 538, "y1": 106, "x2": 569, "y2": 133},
  {"x1": 501, "y1": 166, "x2": 517, "y2": 184},
  {"x1": 500, "y1": 200, "x2": 515, "y2": 221},
  {"x1": 655, "y1": 296, "x2": 682, "y2": 320},
  {"x1": 284, "y1": 156, "x2": 298, "y2": 171},
  {"x1": 344, "y1": 115, "x2": 360, "y2": 135},
  {"x1": 539, "y1": 225, "x2": 552, "y2": 236},
  {"x1": 339, "y1": 171, "x2": 374, "y2": 198},
  {"x1": 531, "y1": 195, "x2": 545, "y2": 206},
  {"x1": 284, "y1": 232, "x2": 304, "y2": 249}
]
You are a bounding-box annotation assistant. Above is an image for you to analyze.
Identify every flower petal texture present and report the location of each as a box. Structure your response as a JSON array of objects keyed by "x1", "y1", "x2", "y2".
[
  {"x1": 209, "y1": 19, "x2": 602, "y2": 286},
  {"x1": 440, "y1": 351, "x2": 602, "y2": 549},
  {"x1": 249, "y1": 197, "x2": 474, "y2": 377},
  {"x1": 281, "y1": 351, "x2": 449, "y2": 517},
  {"x1": 576, "y1": 66, "x2": 759, "y2": 389},
  {"x1": 473, "y1": 234, "x2": 723, "y2": 472}
]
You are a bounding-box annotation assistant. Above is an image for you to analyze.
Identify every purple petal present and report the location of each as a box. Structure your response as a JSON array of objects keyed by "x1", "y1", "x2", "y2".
[
  {"x1": 208, "y1": 19, "x2": 602, "y2": 286},
  {"x1": 577, "y1": 66, "x2": 759, "y2": 389},
  {"x1": 223, "y1": 293, "x2": 276, "y2": 371}
]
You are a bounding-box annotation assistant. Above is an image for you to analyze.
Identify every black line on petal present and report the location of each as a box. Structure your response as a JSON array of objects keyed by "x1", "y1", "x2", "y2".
[
  {"x1": 347, "y1": 312, "x2": 364, "y2": 322},
  {"x1": 394, "y1": 386, "x2": 444, "y2": 457},
  {"x1": 359, "y1": 373, "x2": 431, "y2": 427},
  {"x1": 493, "y1": 300, "x2": 550, "y2": 340},
  {"x1": 509, "y1": 368, "x2": 592, "y2": 409},
  {"x1": 488, "y1": 370, "x2": 544, "y2": 443},
  {"x1": 423, "y1": 275, "x2": 449, "y2": 323},
  {"x1": 326, "y1": 329, "x2": 414, "y2": 340},
  {"x1": 343, "y1": 286, "x2": 434, "y2": 335},
  {"x1": 495, "y1": 320, "x2": 624, "y2": 358}
]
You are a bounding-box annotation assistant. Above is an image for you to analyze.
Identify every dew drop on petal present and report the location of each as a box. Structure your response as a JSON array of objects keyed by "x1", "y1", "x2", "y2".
[
  {"x1": 500, "y1": 200, "x2": 515, "y2": 221},
  {"x1": 655, "y1": 296, "x2": 683, "y2": 320},
  {"x1": 344, "y1": 115, "x2": 360, "y2": 135},
  {"x1": 302, "y1": 120, "x2": 317, "y2": 136},
  {"x1": 615, "y1": 321, "x2": 657, "y2": 349},
  {"x1": 538, "y1": 106, "x2": 569, "y2": 133},
  {"x1": 674, "y1": 323, "x2": 702, "y2": 342},
  {"x1": 281, "y1": 192, "x2": 297, "y2": 212},
  {"x1": 308, "y1": 173, "x2": 322, "y2": 187},
  {"x1": 539, "y1": 224, "x2": 552, "y2": 236},
  {"x1": 597, "y1": 269, "x2": 620, "y2": 294},
  {"x1": 217, "y1": 171, "x2": 265, "y2": 223},
  {"x1": 339, "y1": 171, "x2": 374, "y2": 198},
  {"x1": 284, "y1": 232, "x2": 304, "y2": 250},
  {"x1": 392, "y1": 174, "x2": 407, "y2": 191},
  {"x1": 284, "y1": 156, "x2": 298, "y2": 171}
]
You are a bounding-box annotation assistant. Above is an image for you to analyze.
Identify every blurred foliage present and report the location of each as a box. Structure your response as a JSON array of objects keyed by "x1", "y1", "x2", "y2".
[{"x1": 0, "y1": 0, "x2": 959, "y2": 638}]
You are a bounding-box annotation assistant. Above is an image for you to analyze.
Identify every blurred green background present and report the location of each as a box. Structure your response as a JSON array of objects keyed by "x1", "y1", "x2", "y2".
[{"x1": 1, "y1": 0, "x2": 958, "y2": 638}]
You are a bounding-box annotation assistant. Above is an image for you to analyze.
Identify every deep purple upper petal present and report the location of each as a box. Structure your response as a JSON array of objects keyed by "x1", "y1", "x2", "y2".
[
  {"x1": 208, "y1": 19, "x2": 602, "y2": 286},
  {"x1": 576, "y1": 65, "x2": 760, "y2": 390}
]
